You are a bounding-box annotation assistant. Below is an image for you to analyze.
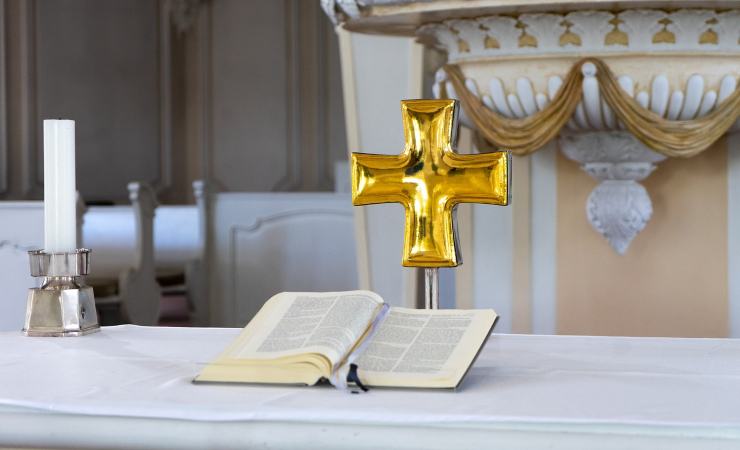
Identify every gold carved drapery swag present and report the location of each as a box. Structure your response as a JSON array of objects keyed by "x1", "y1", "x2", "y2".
[{"x1": 443, "y1": 57, "x2": 740, "y2": 158}]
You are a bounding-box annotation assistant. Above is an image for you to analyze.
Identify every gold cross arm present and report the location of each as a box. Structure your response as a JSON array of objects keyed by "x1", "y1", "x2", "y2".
[{"x1": 351, "y1": 99, "x2": 510, "y2": 268}]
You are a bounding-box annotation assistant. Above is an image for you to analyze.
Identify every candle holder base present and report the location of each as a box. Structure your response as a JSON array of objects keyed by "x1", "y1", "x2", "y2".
[
  {"x1": 23, "y1": 285, "x2": 99, "y2": 337},
  {"x1": 22, "y1": 249, "x2": 100, "y2": 337}
]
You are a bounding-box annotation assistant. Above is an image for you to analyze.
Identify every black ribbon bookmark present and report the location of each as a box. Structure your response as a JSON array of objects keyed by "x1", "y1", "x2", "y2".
[{"x1": 346, "y1": 363, "x2": 369, "y2": 393}]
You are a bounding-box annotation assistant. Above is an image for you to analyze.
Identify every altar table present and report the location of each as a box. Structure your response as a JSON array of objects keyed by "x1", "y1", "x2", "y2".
[{"x1": 0, "y1": 325, "x2": 739, "y2": 449}]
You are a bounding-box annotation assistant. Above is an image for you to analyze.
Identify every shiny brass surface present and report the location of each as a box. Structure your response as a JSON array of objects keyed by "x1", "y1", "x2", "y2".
[{"x1": 351, "y1": 99, "x2": 510, "y2": 267}]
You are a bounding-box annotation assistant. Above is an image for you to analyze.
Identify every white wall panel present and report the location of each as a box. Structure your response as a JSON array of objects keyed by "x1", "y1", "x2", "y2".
[
  {"x1": 210, "y1": 192, "x2": 357, "y2": 326},
  {"x1": 339, "y1": 31, "x2": 422, "y2": 307},
  {"x1": 728, "y1": 133, "x2": 740, "y2": 337},
  {"x1": 0, "y1": 203, "x2": 43, "y2": 331},
  {"x1": 531, "y1": 142, "x2": 558, "y2": 335}
]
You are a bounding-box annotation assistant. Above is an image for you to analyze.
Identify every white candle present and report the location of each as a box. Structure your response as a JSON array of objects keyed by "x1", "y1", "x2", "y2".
[{"x1": 43, "y1": 120, "x2": 77, "y2": 253}]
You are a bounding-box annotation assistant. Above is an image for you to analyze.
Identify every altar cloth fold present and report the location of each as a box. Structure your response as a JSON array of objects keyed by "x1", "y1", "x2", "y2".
[{"x1": 1, "y1": 325, "x2": 740, "y2": 448}]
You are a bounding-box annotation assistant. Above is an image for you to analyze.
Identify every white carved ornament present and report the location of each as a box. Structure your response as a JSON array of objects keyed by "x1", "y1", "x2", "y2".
[
  {"x1": 559, "y1": 132, "x2": 666, "y2": 254},
  {"x1": 586, "y1": 180, "x2": 653, "y2": 255},
  {"x1": 321, "y1": 0, "x2": 363, "y2": 25}
]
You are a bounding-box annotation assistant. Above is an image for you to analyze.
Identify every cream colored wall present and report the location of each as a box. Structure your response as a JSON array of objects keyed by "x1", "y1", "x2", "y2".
[
  {"x1": 337, "y1": 30, "x2": 423, "y2": 308},
  {"x1": 556, "y1": 139, "x2": 728, "y2": 338}
]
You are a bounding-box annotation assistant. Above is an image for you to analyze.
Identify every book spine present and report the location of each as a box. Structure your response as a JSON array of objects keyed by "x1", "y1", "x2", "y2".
[{"x1": 329, "y1": 304, "x2": 390, "y2": 391}]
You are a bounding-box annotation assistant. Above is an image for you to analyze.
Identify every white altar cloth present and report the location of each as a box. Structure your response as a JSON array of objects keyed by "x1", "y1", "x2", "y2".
[{"x1": 0, "y1": 325, "x2": 739, "y2": 449}]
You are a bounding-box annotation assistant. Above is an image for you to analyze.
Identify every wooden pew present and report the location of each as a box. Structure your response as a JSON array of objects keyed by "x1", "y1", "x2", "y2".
[
  {"x1": 0, "y1": 203, "x2": 44, "y2": 331},
  {"x1": 82, "y1": 180, "x2": 207, "y2": 326},
  {"x1": 209, "y1": 192, "x2": 358, "y2": 327},
  {"x1": 153, "y1": 180, "x2": 207, "y2": 326},
  {"x1": 83, "y1": 182, "x2": 161, "y2": 325}
]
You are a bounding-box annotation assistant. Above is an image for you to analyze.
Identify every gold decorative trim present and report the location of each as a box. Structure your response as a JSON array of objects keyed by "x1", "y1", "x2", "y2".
[
  {"x1": 443, "y1": 57, "x2": 740, "y2": 157},
  {"x1": 419, "y1": 9, "x2": 740, "y2": 62}
]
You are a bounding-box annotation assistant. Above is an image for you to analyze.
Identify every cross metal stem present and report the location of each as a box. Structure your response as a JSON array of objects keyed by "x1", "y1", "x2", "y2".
[{"x1": 424, "y1": 268, "x2": 439, "y2": 310}]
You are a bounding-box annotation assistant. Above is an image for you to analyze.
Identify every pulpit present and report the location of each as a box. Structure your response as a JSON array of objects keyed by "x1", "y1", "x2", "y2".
[{"x1": 324, "y1": 0, "x2": 740, "y2": 337}]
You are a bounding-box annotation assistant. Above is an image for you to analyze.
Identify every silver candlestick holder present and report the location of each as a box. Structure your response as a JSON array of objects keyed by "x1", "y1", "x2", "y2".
[{"x1": 23, "y1": 249, "x2": 100, "y2": 337}]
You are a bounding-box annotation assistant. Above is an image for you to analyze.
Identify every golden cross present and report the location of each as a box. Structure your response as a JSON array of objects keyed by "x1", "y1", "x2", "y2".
[{"x1": 351, "y1": 99, "x2": 510, "y2": 268}]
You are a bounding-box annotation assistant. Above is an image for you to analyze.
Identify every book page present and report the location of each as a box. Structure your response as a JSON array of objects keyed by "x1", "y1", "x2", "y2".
[
  {"x1": 223, "y1": 291, "x2": 383, "y2": 366},
  {"x1": 355, "y1": 307, "x2": 496, "y2": 388}
]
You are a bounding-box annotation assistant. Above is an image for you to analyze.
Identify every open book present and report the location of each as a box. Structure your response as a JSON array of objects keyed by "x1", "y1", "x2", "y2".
[{"x1": 195, "y1": 291, "x2": 497, "y2": 389}]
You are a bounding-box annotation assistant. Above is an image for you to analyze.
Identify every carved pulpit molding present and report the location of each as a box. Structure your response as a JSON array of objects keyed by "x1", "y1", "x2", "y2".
[
  {"x1": 417, "y1": 9, "x2": 740, "y2": 62},
  {"x1": 419, "y1": 8, "x2": 740, "y2": 252},
  {"x1": 435, "y1": 60, "x2": 739, "y2": 251}
]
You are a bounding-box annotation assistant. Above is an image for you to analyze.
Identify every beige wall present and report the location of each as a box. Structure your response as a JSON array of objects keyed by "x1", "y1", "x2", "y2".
[{"x1": 556, "y1": 139, "x2": 728, "y2": 338}]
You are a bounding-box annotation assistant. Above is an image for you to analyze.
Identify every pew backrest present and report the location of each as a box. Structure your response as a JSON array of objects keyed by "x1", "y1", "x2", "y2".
[
  {"x1": 154, "y1": 180, "x2": 205, "y2": 271},
  {"x1": 83, "y1": 183, "x2": 159, "y2": 279},
  {"x1": 0, "y1": 203, "x2": 43, "y2": 331},
  {"x1": 83, "y1": 205, "x2": 138, "y2": 279},
  {"x1": 209, "y1": 192, "x2": 358, "y2": 327},
  {"x1": 128, "y1": 182, "x2": 158, "y2": 274}
]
